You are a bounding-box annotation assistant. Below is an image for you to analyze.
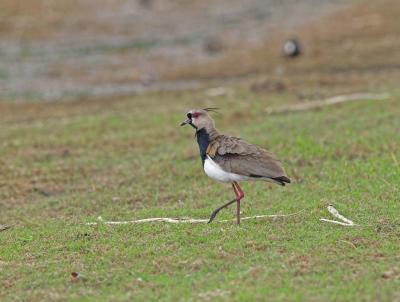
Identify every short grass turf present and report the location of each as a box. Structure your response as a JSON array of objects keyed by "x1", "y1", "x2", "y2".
[{"x1": 0, "y1": 88, "x2": 399, "y2": 301}]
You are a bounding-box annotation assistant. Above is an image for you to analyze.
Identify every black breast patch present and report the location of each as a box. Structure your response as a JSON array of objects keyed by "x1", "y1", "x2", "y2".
[{"x1": 195, "y1": 128, "x2": 210, "y2": 166}]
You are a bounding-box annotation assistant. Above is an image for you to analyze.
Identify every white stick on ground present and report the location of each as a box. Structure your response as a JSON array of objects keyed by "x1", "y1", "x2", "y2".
[
  {"x1": 320, "y1": 205, "x2": 356, "y2": 226},
  {"x1": 85, "y1": 211, "x2": 303, "y2": 226},
  {"x1": 266, "y1": 93, "x2": 389, "y2": 114}
]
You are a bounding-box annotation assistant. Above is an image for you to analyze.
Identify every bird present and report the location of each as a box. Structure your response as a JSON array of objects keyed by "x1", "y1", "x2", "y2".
[
  {"x1": 180, "y1": 108, "x2": 290, "y2": 225},
  {"x1": 282, "y1": 38, "x2": 302, "y2": 58}
]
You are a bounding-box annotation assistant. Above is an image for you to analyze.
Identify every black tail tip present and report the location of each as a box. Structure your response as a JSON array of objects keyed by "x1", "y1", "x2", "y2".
[{"x1": 271, "y1": 176, "x2": 291, "y2": 186}]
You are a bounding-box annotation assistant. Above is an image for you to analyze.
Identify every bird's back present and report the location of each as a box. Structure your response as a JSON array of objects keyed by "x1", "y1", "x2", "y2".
[{"x1": 207, "y1": 134, "x2": 290, "y2": 185}]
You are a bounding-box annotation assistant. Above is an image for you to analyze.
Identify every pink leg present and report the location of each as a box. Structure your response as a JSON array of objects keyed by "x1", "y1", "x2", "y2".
[
  {"x1": 233, "y1": 182, "x2": 244, "y2": 225},
  {"x1": 207, "y1": 183, "x2": 244, "y2": 224}
]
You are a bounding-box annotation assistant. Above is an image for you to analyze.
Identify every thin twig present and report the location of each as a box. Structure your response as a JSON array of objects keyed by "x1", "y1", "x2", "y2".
[
  {"x1": 266, "y1": 93, "x2": 389, "y2": 114},
  {"x1": 85, "y1": 210, "x2": 304, "y2": 226},
  {"x1": 319, "y1": 219, "x2": 354, "y2": 226},
  {"x1": 320, "y1": 205, "x2": 356, "y2": 226},
  {"x1": 339, "y1": 240, "x2": 357, "y2": 249}
]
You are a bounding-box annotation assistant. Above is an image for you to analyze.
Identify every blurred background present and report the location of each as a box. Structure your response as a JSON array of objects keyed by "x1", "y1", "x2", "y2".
[
  {"x1": 1, "y1": 0, "x2": 399, "y2": 102},
  {"x1": 1, "y1": 2, "x2": 400, "y2": 301}
]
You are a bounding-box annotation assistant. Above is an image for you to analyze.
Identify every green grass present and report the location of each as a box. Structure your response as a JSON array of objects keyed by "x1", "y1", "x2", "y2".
[{"x1": 0, "y1": 87, "x2": 399, "y2": 301}]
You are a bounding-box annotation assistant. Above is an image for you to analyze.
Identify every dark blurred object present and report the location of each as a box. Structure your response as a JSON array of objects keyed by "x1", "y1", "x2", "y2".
[
  {"x1": 204, "y1": 37, "x2": 224, "y2": 54},
  {"x1": 282, "y1": 39, "x2": 302, "y2": 58},
  {"x1": 139, "y1": 0, "x2": 153, "y2": 9},
  {"x1": 250, "y1": 80, "x2": 286, "y2": 93}
]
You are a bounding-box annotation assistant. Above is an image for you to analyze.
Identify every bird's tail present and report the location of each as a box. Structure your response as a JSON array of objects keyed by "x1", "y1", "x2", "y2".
[{"x1": 270, "y1": 176, "x2": 291, "y2": 186}]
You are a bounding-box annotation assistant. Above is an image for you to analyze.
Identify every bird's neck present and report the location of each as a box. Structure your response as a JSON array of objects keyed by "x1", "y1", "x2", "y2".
[
  {"x1": 195, "y1": 126, "x2": 219, "y2": 165},
  {"x1": 203, "y1": 124, "x2": 219, "y2": 140}
]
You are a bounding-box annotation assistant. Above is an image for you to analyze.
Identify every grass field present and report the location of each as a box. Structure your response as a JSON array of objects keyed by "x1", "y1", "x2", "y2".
[
  {"x1": 1, "y1": 86, "x2": 399, "y2": 301},
  {"x1": 1, "y1": 0, "x2": 400, "y2": 301}
]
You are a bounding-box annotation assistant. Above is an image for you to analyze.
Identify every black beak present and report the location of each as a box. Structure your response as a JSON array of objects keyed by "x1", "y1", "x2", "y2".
[
  {"x1": 180, "y1": 118, "x2": 192, "y2": 126},
  {"x1": 180, "y1": 118, "x2": 197, "y2": 129}
]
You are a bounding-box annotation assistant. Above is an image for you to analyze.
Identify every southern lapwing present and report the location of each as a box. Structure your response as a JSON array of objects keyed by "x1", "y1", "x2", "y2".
[{"x1": 181, "y1": 108, "x2": 290, "y2": 225}]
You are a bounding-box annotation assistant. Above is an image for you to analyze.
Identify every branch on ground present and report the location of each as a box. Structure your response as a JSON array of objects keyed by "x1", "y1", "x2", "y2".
[
  {"x1": 320, "y1": 205, "x2": 356, "y2": 226},
  {"x1": 86, "y1": 211, "x2": 304, "y2": 226}
]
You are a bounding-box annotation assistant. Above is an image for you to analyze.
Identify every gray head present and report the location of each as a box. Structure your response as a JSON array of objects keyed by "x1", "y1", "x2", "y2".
[{"x1": 180, "y1": 108, "x2": 218, "y2": 131}]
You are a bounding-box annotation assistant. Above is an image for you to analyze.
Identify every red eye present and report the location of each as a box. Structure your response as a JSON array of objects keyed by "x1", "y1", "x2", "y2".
[{"x1": 192, "y1": 112, "x2": 200, "y2": 118}]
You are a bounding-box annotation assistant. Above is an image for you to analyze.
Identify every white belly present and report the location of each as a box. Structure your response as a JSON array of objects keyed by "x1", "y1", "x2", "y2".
[{"x1": 203, "y1": 156, "x2": 249, "y2": 183}]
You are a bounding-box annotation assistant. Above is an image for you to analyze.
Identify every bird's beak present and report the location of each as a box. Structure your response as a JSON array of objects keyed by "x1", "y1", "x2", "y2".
[{"x1": 180, "y1": 118, "x2": 192, "y2": 126}]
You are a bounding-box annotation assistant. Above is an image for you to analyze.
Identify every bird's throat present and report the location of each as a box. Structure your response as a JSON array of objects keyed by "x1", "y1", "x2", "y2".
[{"x1": 195, "y1": 128, "x2": 210, "y2": 166}]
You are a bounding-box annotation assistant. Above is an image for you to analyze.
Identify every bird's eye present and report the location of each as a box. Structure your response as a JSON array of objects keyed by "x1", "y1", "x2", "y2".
[
  {"x1": 187, "y1": 113, "x2": 192, "y2": 119},
  {"x1": 192, "y1": 112, "x2": 200, "y2": 118}
]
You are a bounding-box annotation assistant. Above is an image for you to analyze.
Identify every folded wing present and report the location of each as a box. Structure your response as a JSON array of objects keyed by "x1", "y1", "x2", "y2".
[{"x1": 206, "y1": 135, "x2": 290, "y2": 185}]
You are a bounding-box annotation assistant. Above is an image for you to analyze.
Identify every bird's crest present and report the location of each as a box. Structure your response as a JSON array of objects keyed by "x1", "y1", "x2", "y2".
[{"x1": 203, "y1": 107, "x2": 220, "y2": 114}]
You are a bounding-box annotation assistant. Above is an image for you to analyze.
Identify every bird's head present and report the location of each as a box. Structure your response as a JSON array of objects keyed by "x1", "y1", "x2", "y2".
[{"x1": 180, "y1": 108, "x2": 218, "y2": 131}]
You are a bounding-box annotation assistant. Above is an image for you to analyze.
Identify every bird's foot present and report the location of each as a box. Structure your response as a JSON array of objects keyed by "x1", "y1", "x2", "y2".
[{"x1": 207, "y1": 209, "x2": 220, "y2": 224}]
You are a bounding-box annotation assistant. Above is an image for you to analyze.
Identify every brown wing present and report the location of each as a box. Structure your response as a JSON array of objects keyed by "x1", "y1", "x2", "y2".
[{"x1": 207, "y1": 135, "x2": 289, "y2": 183}]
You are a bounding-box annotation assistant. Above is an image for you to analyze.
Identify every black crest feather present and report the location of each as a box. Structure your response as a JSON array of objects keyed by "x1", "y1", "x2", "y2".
[{"x1": 203, "y1": 107, "x2": 220, "y2": 114}]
